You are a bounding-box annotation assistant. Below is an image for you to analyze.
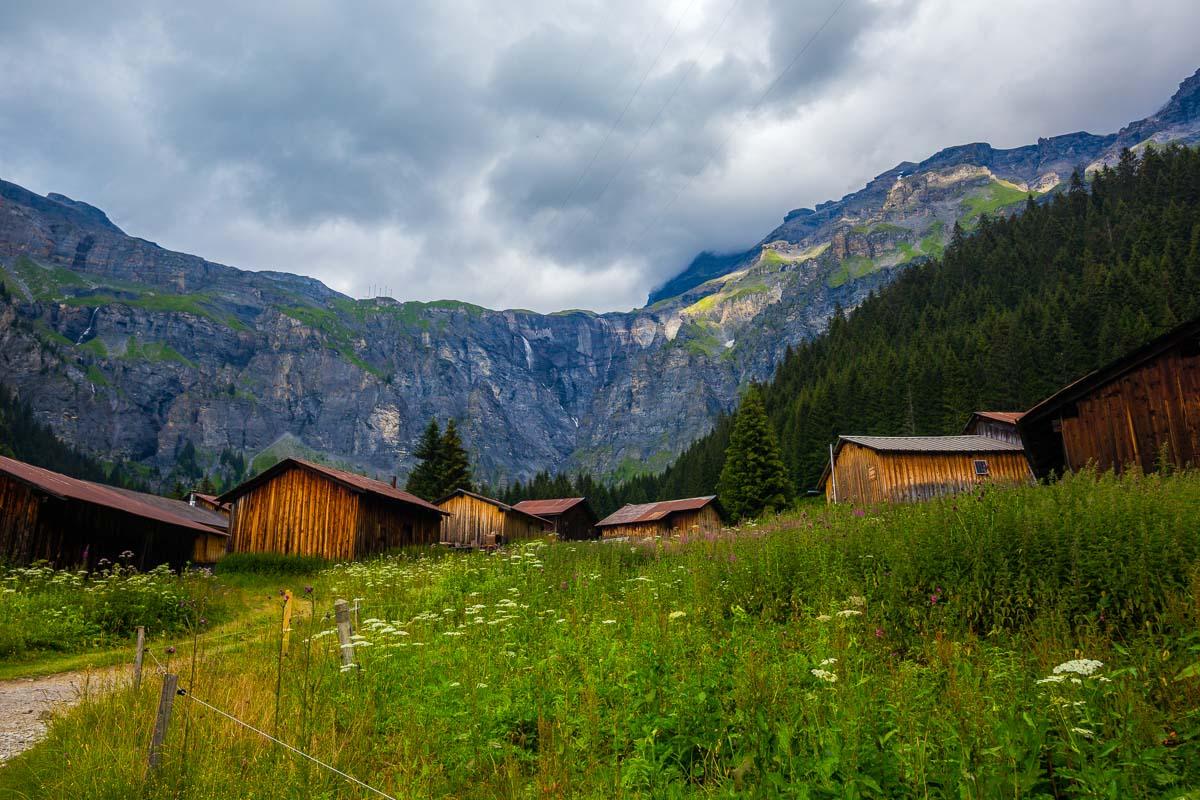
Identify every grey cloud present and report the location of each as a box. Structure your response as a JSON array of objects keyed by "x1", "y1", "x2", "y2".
[{"x1": 1, "y1": 0, "x2": 1199, "y2": 312}]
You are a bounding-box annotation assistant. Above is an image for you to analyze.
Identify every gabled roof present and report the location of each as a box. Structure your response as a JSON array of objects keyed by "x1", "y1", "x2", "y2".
[
  {"x1": 838, "y1": 435, "x2": 1025, "y2": 454},
  {"x1": 511, "y1": 497, "x2": 592, "y2": 517},
  {"x1": 1021, "y1": 316, "x2": 1200, "y2": 425},
  {"x1": 435, "y1": 489, "x2": 552, "y2": 527},
  {"x1": 0, "y1": 455, "x2": 228, "y2": 536},
  {"x1": 595, "y1": 496, "x2": 720, "y2": 527},
  {"x1": 218, "y1": 458, "x2": 448, "y2": 515},
  {"x1": 967, "y1": 411, "x2": 1024, "y2": 427}
]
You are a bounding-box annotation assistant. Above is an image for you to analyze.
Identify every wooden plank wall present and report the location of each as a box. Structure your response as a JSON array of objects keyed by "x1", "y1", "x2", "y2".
[
  {"x1": 668, "y1": 506, "x2": 723, "y2": 535},
  {"x1": 355, "y1": 495, "x2": 442, "y2": 554},
  {"x1": 965, "y1": 419, "x2": 1023, "y2": 445},
  {"x1": 439, "y1": 494, "x2": 545, "y2": 545},
  {"x1": 1060, "y1": 346, "x2": 1200, "y2": 474},
  {"x1": 0, "y1": 476, "x2": 44, "y2": 564},
  {"x1": 439, "y1": 494, "x2": 507, "y2": 545},
  {"x1": 229, "y1": 466, "x2": 360, "y2": 560},
  {"x1": 828, "y1": 442, "x2": 1032, "y2": 504},
  {"x1": 192, "y1": 533, "x2": 229, "y2": 564},
  {"x1": 1, "y1": 476, "x2": 202, "y2": 568},
  {"x1": 600, "y1": 520, "x2": 667, "y2": 539},
  {"x1": 555, "y1": 506, "x2": 598, "y2": 540}
]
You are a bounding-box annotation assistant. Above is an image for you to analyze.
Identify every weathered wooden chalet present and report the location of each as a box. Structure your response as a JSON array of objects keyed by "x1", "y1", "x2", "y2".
[
  {"x1": 1019, "y1": 317, "x2": 1200, "y2": 479},
  {"x1": 819, "y1": 435, "x2": 1033, "y2": 504},
  {"x1": 594, "y1": 496, "x2": 724, "y2": 539},
  {"x1": 436, "y1": 489, "x2": 551, "y2": 547},
  {"x1": 511, "y1": 497, "x2": 598, "y2": 540},
  {"x1": 962, "y1": 411, "x2": 1025, "y2": 446},
  {"x1": 0, "y1": 454, "x2": 229, "y2": 568},
  {"x1": 218, "y1": 458, "x2": 448, "y2": 559}
]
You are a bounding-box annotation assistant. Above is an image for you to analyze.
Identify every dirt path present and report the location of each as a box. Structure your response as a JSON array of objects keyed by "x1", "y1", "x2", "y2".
[{"x1": 0, "y1": 667, "x2": 125, "y2": 763}]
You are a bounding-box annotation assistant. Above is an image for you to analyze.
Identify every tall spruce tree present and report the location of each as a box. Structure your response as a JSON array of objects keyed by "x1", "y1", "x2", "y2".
[
  {"x1": 404, "y1": 419, "x2": 443, "y2": 500},
  {"x1": 438, "y1": 419, "x2": 473, "y2": 495},
  {"x1": 717, "y1": 386, "x2": 792, "y2": 521}
]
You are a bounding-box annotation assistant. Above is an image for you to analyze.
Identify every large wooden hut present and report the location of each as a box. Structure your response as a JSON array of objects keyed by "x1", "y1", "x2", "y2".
[
  {"x1": 595, "y1": 496, "x2": 724, "y2": 539},
  {"x1": 819, "y1": 435, "x2": 1032, "y2": 504},
  {"x1": 219, "y1": 458, "x2": 448, "y2": 559},
  {"x1": 1019, "y1": 317, "x2": 1200, "y2": 479},
  {"x1": 436, "y1": 489, "x2": 551, "y2": 547},
  {"x1": 511, "y1": 497, "x2": 598, "y2": 540},
  {"x1": 0, "y1": 454, "x2": 229, "y2": 568}
]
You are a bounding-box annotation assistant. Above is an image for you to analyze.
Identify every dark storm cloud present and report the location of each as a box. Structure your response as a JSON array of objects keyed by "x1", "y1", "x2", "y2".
[{"x1": 1, "y1": 0, "x2": 1198, "y2": 311}]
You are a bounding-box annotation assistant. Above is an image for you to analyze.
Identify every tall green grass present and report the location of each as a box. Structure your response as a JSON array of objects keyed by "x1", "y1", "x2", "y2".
[{"x1": 1, "y1": 471, "x2": 1197, "y2": 798}]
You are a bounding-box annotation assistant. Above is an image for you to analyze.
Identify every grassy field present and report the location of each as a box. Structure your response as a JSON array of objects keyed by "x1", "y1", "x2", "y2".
[{"x1": 1, "y1": 471, "x2": 1198, "y2": 798}]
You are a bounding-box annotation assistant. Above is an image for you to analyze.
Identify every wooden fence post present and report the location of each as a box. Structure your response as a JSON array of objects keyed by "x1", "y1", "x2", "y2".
[
  {"x1": 133, "y1": 626, "x2": 146, "y2": 689},
  {"x1": 280, "y1": 590, "x2": 294, "y2": 656},
  {"x1": 147, "y1": 672, "x2": 178, "y2": 773},
  {"x1": 334, "y1": 599, "x2": 355, "y2": 669}
]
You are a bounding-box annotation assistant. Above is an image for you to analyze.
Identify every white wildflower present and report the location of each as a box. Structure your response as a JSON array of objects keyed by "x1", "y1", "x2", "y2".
[
  {"x1": 1036, "y1": 675, "x2": 1067, "y2": 685},
  {"x1": 1052, "y1": 659, "x2": 1103, "y2": 676},
  {"x1": 836, "y1": 609, "x2": 862, "y2": 618},
  {"x1": 601, "y1": 619, "x2": 616, "y2": 625},
  {"x1": 668, "y1": 611, "x2": 686, "y2": 620},
  {"x1": 820, "y1": 658, "x2": 837, "y2": 666},
  {"x1": 847, "y1": 596, "x2": 866, "y2": 608},
  {"x1": 810, "y1": 669, "x2": 837, "y2": 683},
  {"x1": 816, "y1": 614, "x2": 832, "y2": 622},
  {"x1": 1071, "y1": 727, "x2": 1095, "y2": 738}
]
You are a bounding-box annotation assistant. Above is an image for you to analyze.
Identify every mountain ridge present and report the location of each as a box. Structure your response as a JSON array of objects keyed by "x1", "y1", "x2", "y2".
[{"x1": 2, "y1": 68, "x2": 1198, "y2": 489}]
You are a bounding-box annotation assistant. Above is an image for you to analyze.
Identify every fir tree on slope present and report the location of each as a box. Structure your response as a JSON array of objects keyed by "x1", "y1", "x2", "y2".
[
  {"x1": 404, "y1": 419, "x2": 444, "y2": 500},
  {"x1": 717, "y1": 386, "x2": 792, "y2": 521},
  {"x1": 439, "y1": 419, "x2": 473, "y2": 496}
]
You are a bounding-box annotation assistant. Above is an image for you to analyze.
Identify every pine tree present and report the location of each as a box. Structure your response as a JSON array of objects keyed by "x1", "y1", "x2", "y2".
[
  {"x1": 404, "y1": 419, "x2": 443, "y2": 500},
  {"x1": 717, "y1": 387, "x2": 792, "y2": 521},
  {"x1": 438, "y1": 419, "x2": 474, "y2": 496}
]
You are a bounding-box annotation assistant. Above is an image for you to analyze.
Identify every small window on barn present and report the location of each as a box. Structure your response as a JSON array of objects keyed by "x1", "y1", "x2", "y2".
[{"x1": 973, "y1": 459, "x2": 990, "y2": 476}]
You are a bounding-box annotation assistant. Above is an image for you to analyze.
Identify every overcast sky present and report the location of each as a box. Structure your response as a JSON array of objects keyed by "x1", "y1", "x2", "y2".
[{"x1": 2, "y1": 1, "x2": 1198, "y2": 312}]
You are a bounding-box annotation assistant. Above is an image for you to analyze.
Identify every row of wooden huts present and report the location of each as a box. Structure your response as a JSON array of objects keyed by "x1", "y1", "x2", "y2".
[
  {"x1": 821, "y1": 316, "x2": 1200, "y2": 504},
  {"x1": 0, "y1": 444, "x2": 725, "y2": 566}
]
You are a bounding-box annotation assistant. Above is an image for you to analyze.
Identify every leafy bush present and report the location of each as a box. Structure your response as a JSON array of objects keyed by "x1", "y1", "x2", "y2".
[{"x1": 214, "y1": 551, "x2": 328, "y2": 576}]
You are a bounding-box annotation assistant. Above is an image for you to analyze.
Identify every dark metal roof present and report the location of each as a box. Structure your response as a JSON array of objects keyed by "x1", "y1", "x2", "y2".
[
  {"x1": 839, "y1": 435, "x2": 1026, "y2": 454},
  {"x1": 435, "y1": 489, "x2": 552, "y2": 527},
  {"x1": 218, "y1": 458, "x2": 448, "y2": 515},
  {"x1": 511, "y1": 497, "x2": 588, "y2": 516},
  {"x1": 0, "y1": 455, "x2": 228, "y2": 536},
  {"x1": 595, "y1": 496, "x2": 719, "y2": 527},
  {"x1": 1021, "y1": 316, "x2": 1200, "y2": 425}
]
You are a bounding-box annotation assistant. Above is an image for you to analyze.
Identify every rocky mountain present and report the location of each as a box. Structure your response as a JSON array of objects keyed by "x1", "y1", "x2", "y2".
[{"x1": 2, "y1": 69, "x2": 1198, "y2": 489}]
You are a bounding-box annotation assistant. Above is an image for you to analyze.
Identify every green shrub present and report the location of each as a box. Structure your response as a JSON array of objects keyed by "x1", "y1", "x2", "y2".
[
  {"x1": 0, "y1": 562, "x2": 220, "y2": 656},
  {"x1": 214, "y1": 551, "x2": 328, "y2": 576}
]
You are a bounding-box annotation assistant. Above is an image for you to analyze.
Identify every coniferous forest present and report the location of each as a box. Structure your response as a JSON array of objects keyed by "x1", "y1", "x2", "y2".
[{"x1": 653, "y1": 146, "x2": 1200, "y2": 495}]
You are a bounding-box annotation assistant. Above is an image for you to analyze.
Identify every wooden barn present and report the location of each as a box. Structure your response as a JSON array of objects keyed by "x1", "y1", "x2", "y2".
[
  {"x1": 511, "y1": 497, "x2": 598, "y2": 540},
  {"x1": 436, "y1": 489, "x2": 551, "y2": 547},
  {"x1": 0, "y1": 454, "x2": 229, "y2": 568},
  {"x1": 819, "y1": 435, "x2": 1033, "y2": 504},
  {"x1": 962, "y1": 411, "x2": 1025, "y2": 445},
  {"x1": 594, "y1": 496, "x2": 724, "y2": 539},
  {"x1": 1019, "y1": 317, "x2": 1200, "y2": 479},
  {"x1": 218, "y1": 458, "x2": 448, "y2": 560}
]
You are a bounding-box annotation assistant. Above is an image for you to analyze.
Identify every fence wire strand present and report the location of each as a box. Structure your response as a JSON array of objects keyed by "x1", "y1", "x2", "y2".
[{"x1": 180, "y1": 688, "x2": 398, "y2": 800}]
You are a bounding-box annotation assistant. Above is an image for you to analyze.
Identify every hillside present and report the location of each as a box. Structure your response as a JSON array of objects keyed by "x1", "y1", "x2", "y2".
[
  {"x1": 647, "y1": 144, "x2": 1200, "y2": 499},
  {"x1": 1, "y1": 69, "x2": 1198, "y2": 488}
]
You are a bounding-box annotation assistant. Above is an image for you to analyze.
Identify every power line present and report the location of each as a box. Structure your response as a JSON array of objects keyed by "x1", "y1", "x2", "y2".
[
  {"x1": 627, "y1": 0, "x2": 850, "y2": 256},
  {"x1": 550, "y1": 0, "x2": 700, "y2": 219}
]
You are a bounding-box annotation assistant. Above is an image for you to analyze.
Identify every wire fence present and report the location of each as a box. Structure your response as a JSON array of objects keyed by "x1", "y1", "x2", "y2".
[{"x1": 179, "y1": 685, "x2": 398, "y2": 800}]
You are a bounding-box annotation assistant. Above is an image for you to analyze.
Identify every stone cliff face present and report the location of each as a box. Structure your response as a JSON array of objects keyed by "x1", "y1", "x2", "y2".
[{"x1": 2, "y1": 69, "x2": 1199, "y2": 487}]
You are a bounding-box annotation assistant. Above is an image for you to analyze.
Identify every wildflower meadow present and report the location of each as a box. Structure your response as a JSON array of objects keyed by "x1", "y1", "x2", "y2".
[{"x1": 1, "y1": 469, "x2": 1197, "y2": 798}]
